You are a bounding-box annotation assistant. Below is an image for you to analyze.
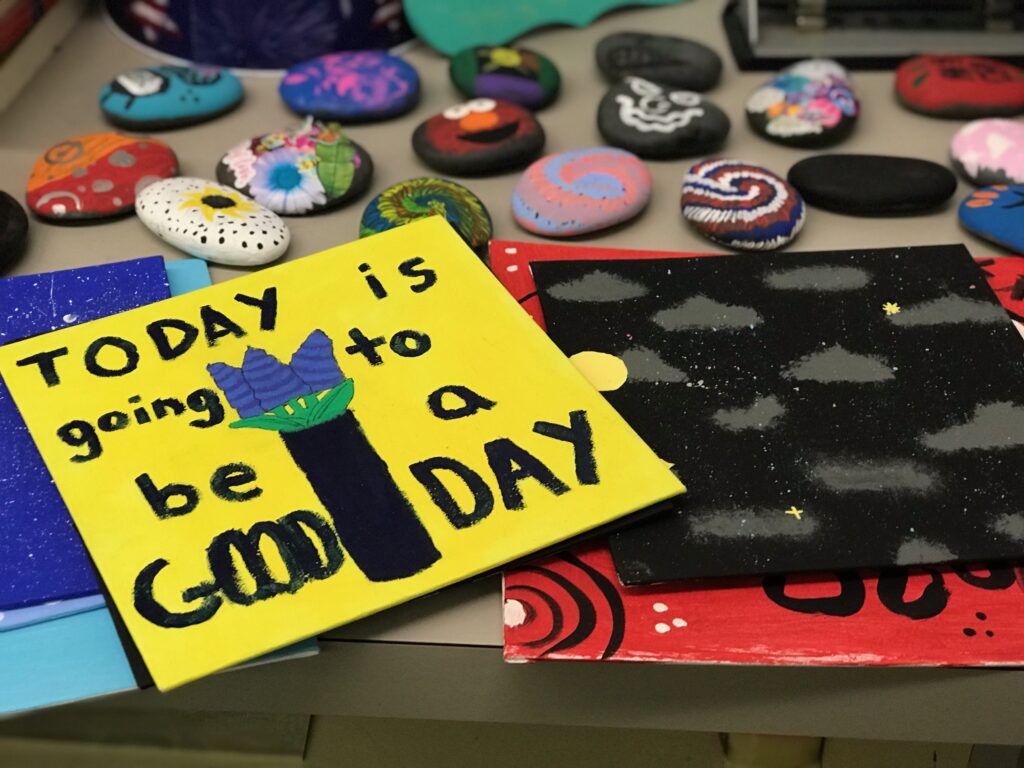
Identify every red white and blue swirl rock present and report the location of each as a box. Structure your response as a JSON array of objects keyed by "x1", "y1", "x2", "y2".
[
  {"x1": 680, "y1": 159, "x2": 806, "y2": 251},
  {"x1": 512, "y1": 147, "x2": 652, "y2": 237}
]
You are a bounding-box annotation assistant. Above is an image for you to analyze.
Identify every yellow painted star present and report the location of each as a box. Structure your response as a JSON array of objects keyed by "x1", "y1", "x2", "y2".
[
  {"x1": 179, "y1": 186, "x2": 259, "y2": 222},
  {"x1": 882, "y1": 302, "x2": 901, "y2": 315},
  {"x1": 785, "y1": 505, "x2": 803, "y2": 520}
]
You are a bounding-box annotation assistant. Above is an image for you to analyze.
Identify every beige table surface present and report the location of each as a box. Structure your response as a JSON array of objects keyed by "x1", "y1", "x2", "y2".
[{"x1": 2, "y1": 0, "x2": 1023, "y2": 745}]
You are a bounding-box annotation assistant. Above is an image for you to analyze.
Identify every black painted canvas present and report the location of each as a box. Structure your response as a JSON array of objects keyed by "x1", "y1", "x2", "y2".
[{"x1": 532, "y1": 245, "x2": 1024, "y2": 584}]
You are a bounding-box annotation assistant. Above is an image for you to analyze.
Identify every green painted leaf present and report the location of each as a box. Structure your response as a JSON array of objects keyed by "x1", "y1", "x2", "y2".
[
  {"x1": 229, "y1": 415, "x2": 307, "y2": 432},
  {"x1": 310, "y1": 379, "x2": 355, "y2": 425},
  {"x1": 316, "y1": 137, "x2": 355, "y2": 199}
]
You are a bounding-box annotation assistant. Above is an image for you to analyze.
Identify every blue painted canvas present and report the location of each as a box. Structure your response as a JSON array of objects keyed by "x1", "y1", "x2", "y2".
[
  {"x1": 0, "y1": 257, "x2": 170, "y2": 610},
  {"x1": 99, "y1": 66, "x2": 243, "y2": 129},
  {"x1": 0, "y1": 594, "x2": 106, "y2": 633}
]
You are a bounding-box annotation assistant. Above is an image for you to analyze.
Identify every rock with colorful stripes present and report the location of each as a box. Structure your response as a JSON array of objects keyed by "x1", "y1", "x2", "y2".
[
  {"x1": 959, "y1": 184, "x2": 1024, "y2": 253},
  {"x1": 511, "y1": 147, "x2": 652, "y2": 237},
  {"x1": 680, "y1": 159, "x2": 805, "y2": 251}
]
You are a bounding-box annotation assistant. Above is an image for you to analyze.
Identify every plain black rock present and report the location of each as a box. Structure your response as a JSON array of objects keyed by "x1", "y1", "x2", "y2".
[
  {"x1": 595, "y1": 32, "x2": 722, "y2": 92},
  {"x1": 597, "y1": 77, "x2": 729, "y2": 159},
  {"x1": 787, "y1": 154, "x2": 957, "y2": 216},
  {"x1": 0, "y1": 191, "x2": 28, "y2": 273}
]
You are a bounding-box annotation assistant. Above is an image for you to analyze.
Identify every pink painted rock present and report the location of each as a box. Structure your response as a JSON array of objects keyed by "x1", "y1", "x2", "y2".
[
  {"x1": 950, "y1": 118, "x2": 1024, "y2": 186},
  {"x1": 511, "y1": 147, "x2": 651, "y2": 237}
]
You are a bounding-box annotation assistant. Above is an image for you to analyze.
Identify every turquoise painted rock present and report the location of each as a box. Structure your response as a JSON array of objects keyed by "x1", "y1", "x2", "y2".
[{"x1": 99, "y1": 66, "x2": 243, "y2": 130}]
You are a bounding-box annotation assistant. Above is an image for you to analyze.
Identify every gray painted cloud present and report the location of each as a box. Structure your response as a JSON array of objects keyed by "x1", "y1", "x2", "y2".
[
  {"x1": 653, "y1": 295, "x2": 762, "y2": 331},
  {"x1": 895, "y1": 538, "x2": 955, "y2": 566},
  {"x1": 889, "y1": 294, "x2": 1008, "y2": 326},
  {"x1": 921, "y1": 401, "x2": 1024, "y2": 451},
  {"x1": 545, "y1": 270, "x2": 648, "y2": 302},
  {"x1": 712, "y1": 395, "x2": 785, "y2": 431},
  {"x1": 620, "y1": 345, "x2": 688, "y2": 383},
  {"x1": 764, "y1": 265, "x2": 871, "y2": 292},
  {"x1": 689, "y1": 509, "x2": 819, "y2": 540},
  {"x1": 784, "y1": 345, "x2": 894, "y2": 383},
  {"x1": 810, "y1": 459, "x2": 935, "y2": 492},
  {"x1": 993, "y1": 514, "x2": 1024, "y2": 542}
]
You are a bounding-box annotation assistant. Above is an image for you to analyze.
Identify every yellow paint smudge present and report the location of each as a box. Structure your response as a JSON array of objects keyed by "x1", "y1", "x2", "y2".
[{"x1": 569, "y1": 350, "x2": 628, "y2": 392}]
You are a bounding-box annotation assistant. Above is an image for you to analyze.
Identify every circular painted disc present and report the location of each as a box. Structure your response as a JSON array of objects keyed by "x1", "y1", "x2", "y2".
[
  {"x1": 412, "y1": 98, "x2": 545, "y2": 175},
  {"x1": 217, "y1": 120, "x2": 373, "y2": 216},
  {"x1": 681, "y1": 159, "x2": 806, "y2": 251},
  {"x1": 449, "y1": 46, "x2": 560, "y2": 110},
  {"x1": 359, "y1": 177, "x2": 492, "y2": 253},
  {"x1": 26, "y1": 132, "x2": 179, "y2": 222},
  {"x1": 99, "y1": 66, "x2": 244, "y2": 130},
  {"x1": 280, "y1": 51, "x2": 421, "y2": 122}
]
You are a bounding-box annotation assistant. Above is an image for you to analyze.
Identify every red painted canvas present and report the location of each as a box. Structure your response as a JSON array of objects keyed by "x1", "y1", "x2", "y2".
[{"x1": 494, "y1": 241, "x2": 1024, "y2": 666}]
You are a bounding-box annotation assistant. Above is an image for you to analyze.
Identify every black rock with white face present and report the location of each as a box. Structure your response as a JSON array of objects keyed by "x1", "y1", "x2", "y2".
[
  {"x1": 597, "y1": 77, "x2": 730, "y2": 159},
  {"x1": 595, "y1": 32, "x2": 722, "y2": 92}
]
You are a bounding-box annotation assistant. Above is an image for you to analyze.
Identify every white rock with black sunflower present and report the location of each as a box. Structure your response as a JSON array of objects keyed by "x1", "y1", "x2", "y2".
[{"x1": 136, "y1": 177, "x2": 290, "y2": 266}]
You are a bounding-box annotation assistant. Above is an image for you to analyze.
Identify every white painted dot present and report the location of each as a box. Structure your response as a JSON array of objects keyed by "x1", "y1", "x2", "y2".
[
  {"x1": 653, "y1": 602, "x2": 668, "y2": 612},
  {"x1": 672, "y1": 618, "x2": 687, "y2": 628},
  {"x1": 62, "y1": 314, "x2": 78, "y2": 323},
  {"x1": 504, "y1": 247, "x2": 518, "y2": 254},
  {"x1": 503, "y1": 599, "x2": 527, "y2": 628},
  {"x1": 655, "y1": 622, "x2": 670, "y2": 633},
  {"x1": 53, "y1": 204, "x2": 66, "y2": 215},
  {"x1": 506, "y1": 264, "x2": 519, "y2": 272}
]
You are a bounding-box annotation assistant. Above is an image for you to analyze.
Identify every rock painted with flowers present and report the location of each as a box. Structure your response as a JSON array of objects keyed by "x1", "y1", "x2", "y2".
[
  {"x1": 745, "y1": 59, "x2": 859, "y2": 148},
  {"x1": 279, "y1": 51, "x2": 420, "y2": 122},
  {"x1": 449, "y1": 45, "x2": 560, "y2": 110},
  {"x1": 216, "y1": 118, "x2": 373, "y2": 216},
  {"x1": 136, "y1": 178, "x2": 290, "y2": 266}
]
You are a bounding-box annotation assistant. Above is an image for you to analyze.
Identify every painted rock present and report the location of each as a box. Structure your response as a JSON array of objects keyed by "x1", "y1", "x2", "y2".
[
  {"x1": 449, "y1": 46, "x2": 560, "y2": 110},
  {"x1": 512, "y1": 147, "x2": 652, "y2": 237},
  {"x1": 0, "y1": 191, "x2": 28, "y2": 273},
  {"x1": 896, "y1": 55, "x2": 1024, "y2": 119},
  {"x1": 359, "y1": 177, "x2": 492, "y2": 252},
  {"x1": 595, "y1": 32, "x2": 722, "y2": 92},
  {"x1": 26, "y1": 132, "x2": 178, "y2": 222},
  {"x1": 959, "y1": 184, "x2": 1024, "y2": 253},
  {"x1": 745, "y1": 59, "x2": 859, "y2": 148},
  {"x1": 681, "y1": 159, "x2": 805, "y2": 250},
  {"x1": 950, "y1": 119, "x2": 1024, "y2": 186},
  {"x1": 412, "y1": 98, "x2": 545, "y2": 175},
  {"x1": 597, "y1": 77, "x2": 729, "y2": 159},
  {"x1": 136, "y1": 178, "x2": 289, "y2": 266},
  {"x1": 99, "y1": 66, "x2": 243, "y2": 130},
  {"x1": 280, "y1": 51, "x2": 420, "y2": 122},
  {"x1": 216, "y1": 118, "x2": 373, "y2": 216},
  {"x1": 788, "y1": 154, "x2": 957, "y2": 216}
]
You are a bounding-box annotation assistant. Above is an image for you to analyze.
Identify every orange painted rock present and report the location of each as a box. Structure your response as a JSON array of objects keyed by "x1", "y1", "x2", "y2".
[{"x1": 26, "y1": 132, "x2": 178, "y2": 222}]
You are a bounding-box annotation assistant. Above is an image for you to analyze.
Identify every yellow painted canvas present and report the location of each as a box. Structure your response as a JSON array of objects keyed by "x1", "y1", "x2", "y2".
[{"x1": 0, "y1": 218, "x2": 684, "y2": 690}]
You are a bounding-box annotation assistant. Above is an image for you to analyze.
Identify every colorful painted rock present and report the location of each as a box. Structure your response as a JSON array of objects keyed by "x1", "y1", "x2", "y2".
[
  {"x1": 0, "y1": 191, "x2": 28, "y2": 273},
  {"x1": 950, "y1": 119, "x2": 1024, "y2": 186},
  {"x1": 26, "y1": 132, "x2": 179, "y2": 222},
  {"x1": 595, "y1": 32, "x2": 722, "y2": 92},
  {"x1": 597, "y1": 77, "x2": 729, "y2": 159},
  {"x1": 959, "y1": 184, "x2": 1024, "y2": 253},
  {"x1": 279, "y1": 51, "x2": 420, "y2": 122},
  {"x1": 896, "y1": 55, "x2": 1024, "y2": 119},
  {"x1": 745, "y1": 59, "x2": 859, "y2": 148},
  {"x1": 681, "y1": 159, "x2": 806, "y2": 251},
  {"x1": 512, "y1": 147, "x2": 652, "y2": 238},
  {"x1": 359, "y1": 177, "x2": 492, "y2": 252},
  {"x1": 449, "y1": 46, "x2": 560, "y2": 110},
  {"x1": 788, "y1": 154, "x2": 957, "y2": 216},
  {"x1": 136, "y1": 178, "x2": 290, "y2": 266},
  {"x1": 99, "y1": 66, "x2": 243, "y2": 130},
  {"x1": 412, "y1": 98, "x2": 545, "y2": 175},
  {"x1": 216, "y1": 118, "x2": 373, "y2": 216}
]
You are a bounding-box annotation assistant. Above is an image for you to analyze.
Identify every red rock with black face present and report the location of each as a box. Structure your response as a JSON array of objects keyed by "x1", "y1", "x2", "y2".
[{"x1": 412, "y1": 98, "x2": 545, "y2": 175}]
